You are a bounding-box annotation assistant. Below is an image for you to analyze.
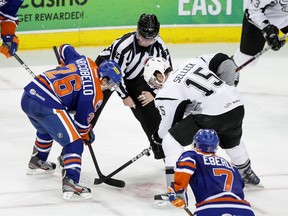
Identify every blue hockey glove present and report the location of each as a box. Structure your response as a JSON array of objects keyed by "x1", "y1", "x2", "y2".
[
  {"x1": 262, "y1": 24, "x2": 286, "y2": 51},
  {"x1": 167, "y1": 183, "x2": 188, "y2": 208},
  {"x1": 1, "y1": 34, "x2": 19, "y2": 57},
  {"x1": 83, "y1": 130, "x2": 95, "y2": 145}
]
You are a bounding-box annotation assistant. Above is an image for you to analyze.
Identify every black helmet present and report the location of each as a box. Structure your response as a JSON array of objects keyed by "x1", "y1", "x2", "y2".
[{"x1": 137, "y1": 14, "x2": 160, "y2": 39}]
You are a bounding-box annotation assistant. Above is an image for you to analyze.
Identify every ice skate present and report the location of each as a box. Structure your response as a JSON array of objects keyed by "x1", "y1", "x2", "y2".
[
  {"x1": 236, "y1": 160, "x2": 261, "y2": 186},
  {"x1": 26, "y1": 155, "x2": 56, "y2": 175},
  {"x1": 242, "y1": 166, "x2": 260, "y2": 185},
  {"x1": 62, "y1": 176, "x2": 92, "y2": 200},
  {"x1": 154, "y1": 192, "x2": 169, "y2": 207}
]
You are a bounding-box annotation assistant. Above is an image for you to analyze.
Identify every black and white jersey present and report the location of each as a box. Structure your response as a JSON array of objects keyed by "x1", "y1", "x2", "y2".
[
  {"x1": 155, "y1": 57, "x2": 243, "y2": 139},
  {"x1": 96, "y1": 32, "x2": 172, "y2": 98},
  {"x1": 245, "y1": 0, "x2": 288, "y2": 30}
]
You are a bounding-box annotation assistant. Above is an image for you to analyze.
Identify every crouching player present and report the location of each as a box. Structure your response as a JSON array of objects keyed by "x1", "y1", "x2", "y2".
[
  {"x1": 168, "y1": 129, "x2": 255, "y2": 215},
  {"x1": 21, "y1": 44, "x2": 122, "y2": 200}
]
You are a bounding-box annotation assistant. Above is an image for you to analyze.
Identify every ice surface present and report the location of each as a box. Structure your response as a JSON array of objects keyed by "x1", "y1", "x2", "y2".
[{"x1": 0, "y1": 43, "x2": 287, "y2": 216}]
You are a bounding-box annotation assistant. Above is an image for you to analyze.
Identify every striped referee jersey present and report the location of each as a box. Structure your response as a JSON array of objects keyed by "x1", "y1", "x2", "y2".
[{"x1": 95, "y1": 32, "x2": 172, "y2": 98}]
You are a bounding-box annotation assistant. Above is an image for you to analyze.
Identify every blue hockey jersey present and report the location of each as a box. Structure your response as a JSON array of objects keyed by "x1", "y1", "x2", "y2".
[
  {"x1": 0, "y1": 0, "x2": 23, "y2": 22},
  {"x1": 23, "y1": 56, "x2": 103, "y2": 139},
  {"x1": 174, "y1": 149, "x2": 251, "y2": 208}
]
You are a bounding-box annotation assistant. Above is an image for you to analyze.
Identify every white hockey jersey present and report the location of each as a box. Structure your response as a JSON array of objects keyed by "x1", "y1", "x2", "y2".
[
  {"x1": 155, "y1": 57, "x2": 243, "y2": 139},
  {"x1": 246, "y1": 0, "x2": 288, "y2": 30}
]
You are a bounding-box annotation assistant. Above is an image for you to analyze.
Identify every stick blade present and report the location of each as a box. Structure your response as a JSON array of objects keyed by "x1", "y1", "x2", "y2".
[{"x1": 94, "y1": 177, "x2": 125, "y2": 188}]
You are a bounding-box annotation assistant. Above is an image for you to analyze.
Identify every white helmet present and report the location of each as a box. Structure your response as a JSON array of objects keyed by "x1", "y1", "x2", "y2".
[{"x1": 143, "y1": 57, "x2": 170, "y2": 86}]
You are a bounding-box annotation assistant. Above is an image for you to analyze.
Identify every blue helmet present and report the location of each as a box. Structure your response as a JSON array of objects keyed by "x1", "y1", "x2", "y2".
[
  {"x1": 98, "y1": 60, "x2": 122, "y2": 85},
  {"x1": 193, "y1": 129, "x2": 219, "y2": 153},
  {"x1": 59, "y1": 44, "x2": 82, "y2": 65}
]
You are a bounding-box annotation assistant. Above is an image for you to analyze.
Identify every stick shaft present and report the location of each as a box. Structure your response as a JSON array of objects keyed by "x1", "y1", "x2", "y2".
[
  {"x1": 94, "y1": 146, "x2": 152, "y2": 184},
  {"x1": 53, "y1": 45, "x2": 61, "y2": 65},
  {"x1": 184, "y1": 207, "x2": 194, "y2": 216},
  {"x1": 235, "y1": 33, "x2": 288, "y2": 72},
  {"x1": 87, "y1": 144, "x2": 125, "y2": 187},
  {"x1": 13, "y1": 53, "x2": 36, "y2": 78}
]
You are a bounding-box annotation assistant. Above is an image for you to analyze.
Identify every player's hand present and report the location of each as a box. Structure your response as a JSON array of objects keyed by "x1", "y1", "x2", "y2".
[
  {"x1": 123, "y1": 96, "x2": 136, "y2": 109},
  {"x1": 1, "y1": 34, "x2": 19, "y2": 57},
  {"x1": 137, "y1": 91, "x2": 154, "y2": 107},
  {"x1": 83, "y1": 130, "x2": 95, "y2": 145},
  {"x1": 167, "y1": 183, "x2": 188, "y2": 208},
  {"x1": 0, "y1": 45, "x2": 10, "y2": 58},
  {"x1": 262, "y1": 24, "x2": 286, "y2": 51}
]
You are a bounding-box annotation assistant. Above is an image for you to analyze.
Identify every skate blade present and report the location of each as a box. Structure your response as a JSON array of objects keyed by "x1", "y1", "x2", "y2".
[
  {"x1": 26, "y1": 168, "x2": 55, "y2": 175},
  {"x1": 63, "y1": 191, "x2": 92, "y2": 200}
]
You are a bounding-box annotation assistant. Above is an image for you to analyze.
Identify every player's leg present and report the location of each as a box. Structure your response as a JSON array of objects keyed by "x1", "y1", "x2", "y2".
[
  {"x1": 21, "y1": 92, "x2": 56, "y2": 175},
  {"x1": 233, "y1": 14, "x2": 266, "y2": 67},
  {"x1": 45, "y1": 108, "x2": 91, "y2": 199},
  {"x1": 131, "y1": 100, "x2": 164, "y2": 159},
  {"x1": 21, "y1": 92, "x2": 91, "y2": 199},
  {"x1": 154, "y1": 115, "x2": 200, "y2": 206},
  {"x1": 194, "y1": 106, "x2": 260, "y2": 185}
]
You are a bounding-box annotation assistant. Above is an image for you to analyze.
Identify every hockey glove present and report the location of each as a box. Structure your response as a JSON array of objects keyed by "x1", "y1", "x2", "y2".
[
  {"x1": 1, "y1": 34, "x2": 19, "y2": 57},
  {"x1": 167, "y1": 183, "x2": 188, "y2": 208},
  {"x1": 83, "y1": 130, "x2": 95, "y2": 145},
  {"x1": 151, "y1": 131, "x2": 162, "y2": 145},
  {"x1": 262, "y1": 24, "x2": 286, "y2": 51},
  {"x1": 150, "y1": 131, "x2": 165, "y2": 160}
]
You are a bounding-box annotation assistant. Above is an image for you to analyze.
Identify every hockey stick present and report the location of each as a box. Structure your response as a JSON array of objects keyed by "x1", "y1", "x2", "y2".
[
  {"x1": 13, "y1": 53, "x2": 36, "y2": 78},
  {"x1": 52, "y1": 45, "x2": 61, "y2": 65},
  {"x1": 1, "y1": 39, "x2": 36, "y2": 78},
  {"x1": 235, "y1": 33, "x2": 288, "y2": 72},
  {"x1": 184, "y1": 207, "x2": 194, "y2": 216},
  {"x1": 87, "y1": 144, "x2": 126, "y2": 188},
  {"x1": 94, "y1": 146, "x2": 152, "y2": 185},
  {"x1": 51, "y1": 45, "x2": 125, "y2": 188}
]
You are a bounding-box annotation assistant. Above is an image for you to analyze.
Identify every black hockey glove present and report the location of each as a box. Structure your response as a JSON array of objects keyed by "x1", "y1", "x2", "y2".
[
  {"x1": 151, "y1": 131, "x2": 163, "y2": 145},
  {"x1": 262, "y1": 24, "x2": 286, "y2": 51},
  {"x1": 150, "y1": 131, "x2": 165, "y2": 160}
]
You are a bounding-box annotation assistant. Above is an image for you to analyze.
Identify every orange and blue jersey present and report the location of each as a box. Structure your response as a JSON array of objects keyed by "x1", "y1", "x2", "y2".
[
  {"x1": 0, "y1": 0, "x2": 23, "y2": 34},
  {"x1": 0, "y1": 0, "x2": 23, "y2": 22},
  {"x1": 23, "y1": 56, "x2": 103, "y2": 139},
  {"x1": 173, "y1": 149, "x2": 255, "y2": 215}
]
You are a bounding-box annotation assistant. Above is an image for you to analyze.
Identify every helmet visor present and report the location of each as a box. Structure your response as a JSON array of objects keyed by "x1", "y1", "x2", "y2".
[{"x1": 136, "y1": 32, "x2": 158, "y2": 47}]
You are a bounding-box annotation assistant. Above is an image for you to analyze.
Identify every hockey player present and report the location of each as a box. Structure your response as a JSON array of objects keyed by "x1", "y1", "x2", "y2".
[
  {"x1": 21, "y1": 44, "x2": 122, "y2": 200},
  {"x1": 167, "y1": 129, "x2": 255, "y2": 216},
  {"x1": 143, "y1": 55, "x2": 260, "y2": 205},
  {"x1": 233, "y1": 0, "x2": 287, "y2": 68},
  {"x1": 91, "y1": 13, "x2": 172, "y2": 160},
  {"x1": 0, "y1": 0, "x2": 23, "y2": 58}
]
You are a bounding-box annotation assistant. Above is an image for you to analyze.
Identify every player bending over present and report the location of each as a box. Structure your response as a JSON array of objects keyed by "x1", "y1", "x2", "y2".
[
  {"x1": 143, "y1": 54, "x2": 260, "y2": 205},
  {"x1": 168, "y1": 129, "x2": 255, "y2": 216},
  {"x1": 21, "y1": 44, "x2": 122, "y2": 200}
]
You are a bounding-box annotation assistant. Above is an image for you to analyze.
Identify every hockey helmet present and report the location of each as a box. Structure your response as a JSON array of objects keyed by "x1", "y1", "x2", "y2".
[
  {"x1": 137, "y1": 14, "x2": 160, "y2": 39},
  {"x1": 59, "y1": 44, "x2": 82, "y2": 65},
  {"x1": 98, "y1": 60, "x2": 122, "y2": 90},
  {"x1": 143, "y1": 57, "x2": 170, "y2": 86},
  {"x1": 193, "y1": 129, "x2": 219, "y2": 153}
]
